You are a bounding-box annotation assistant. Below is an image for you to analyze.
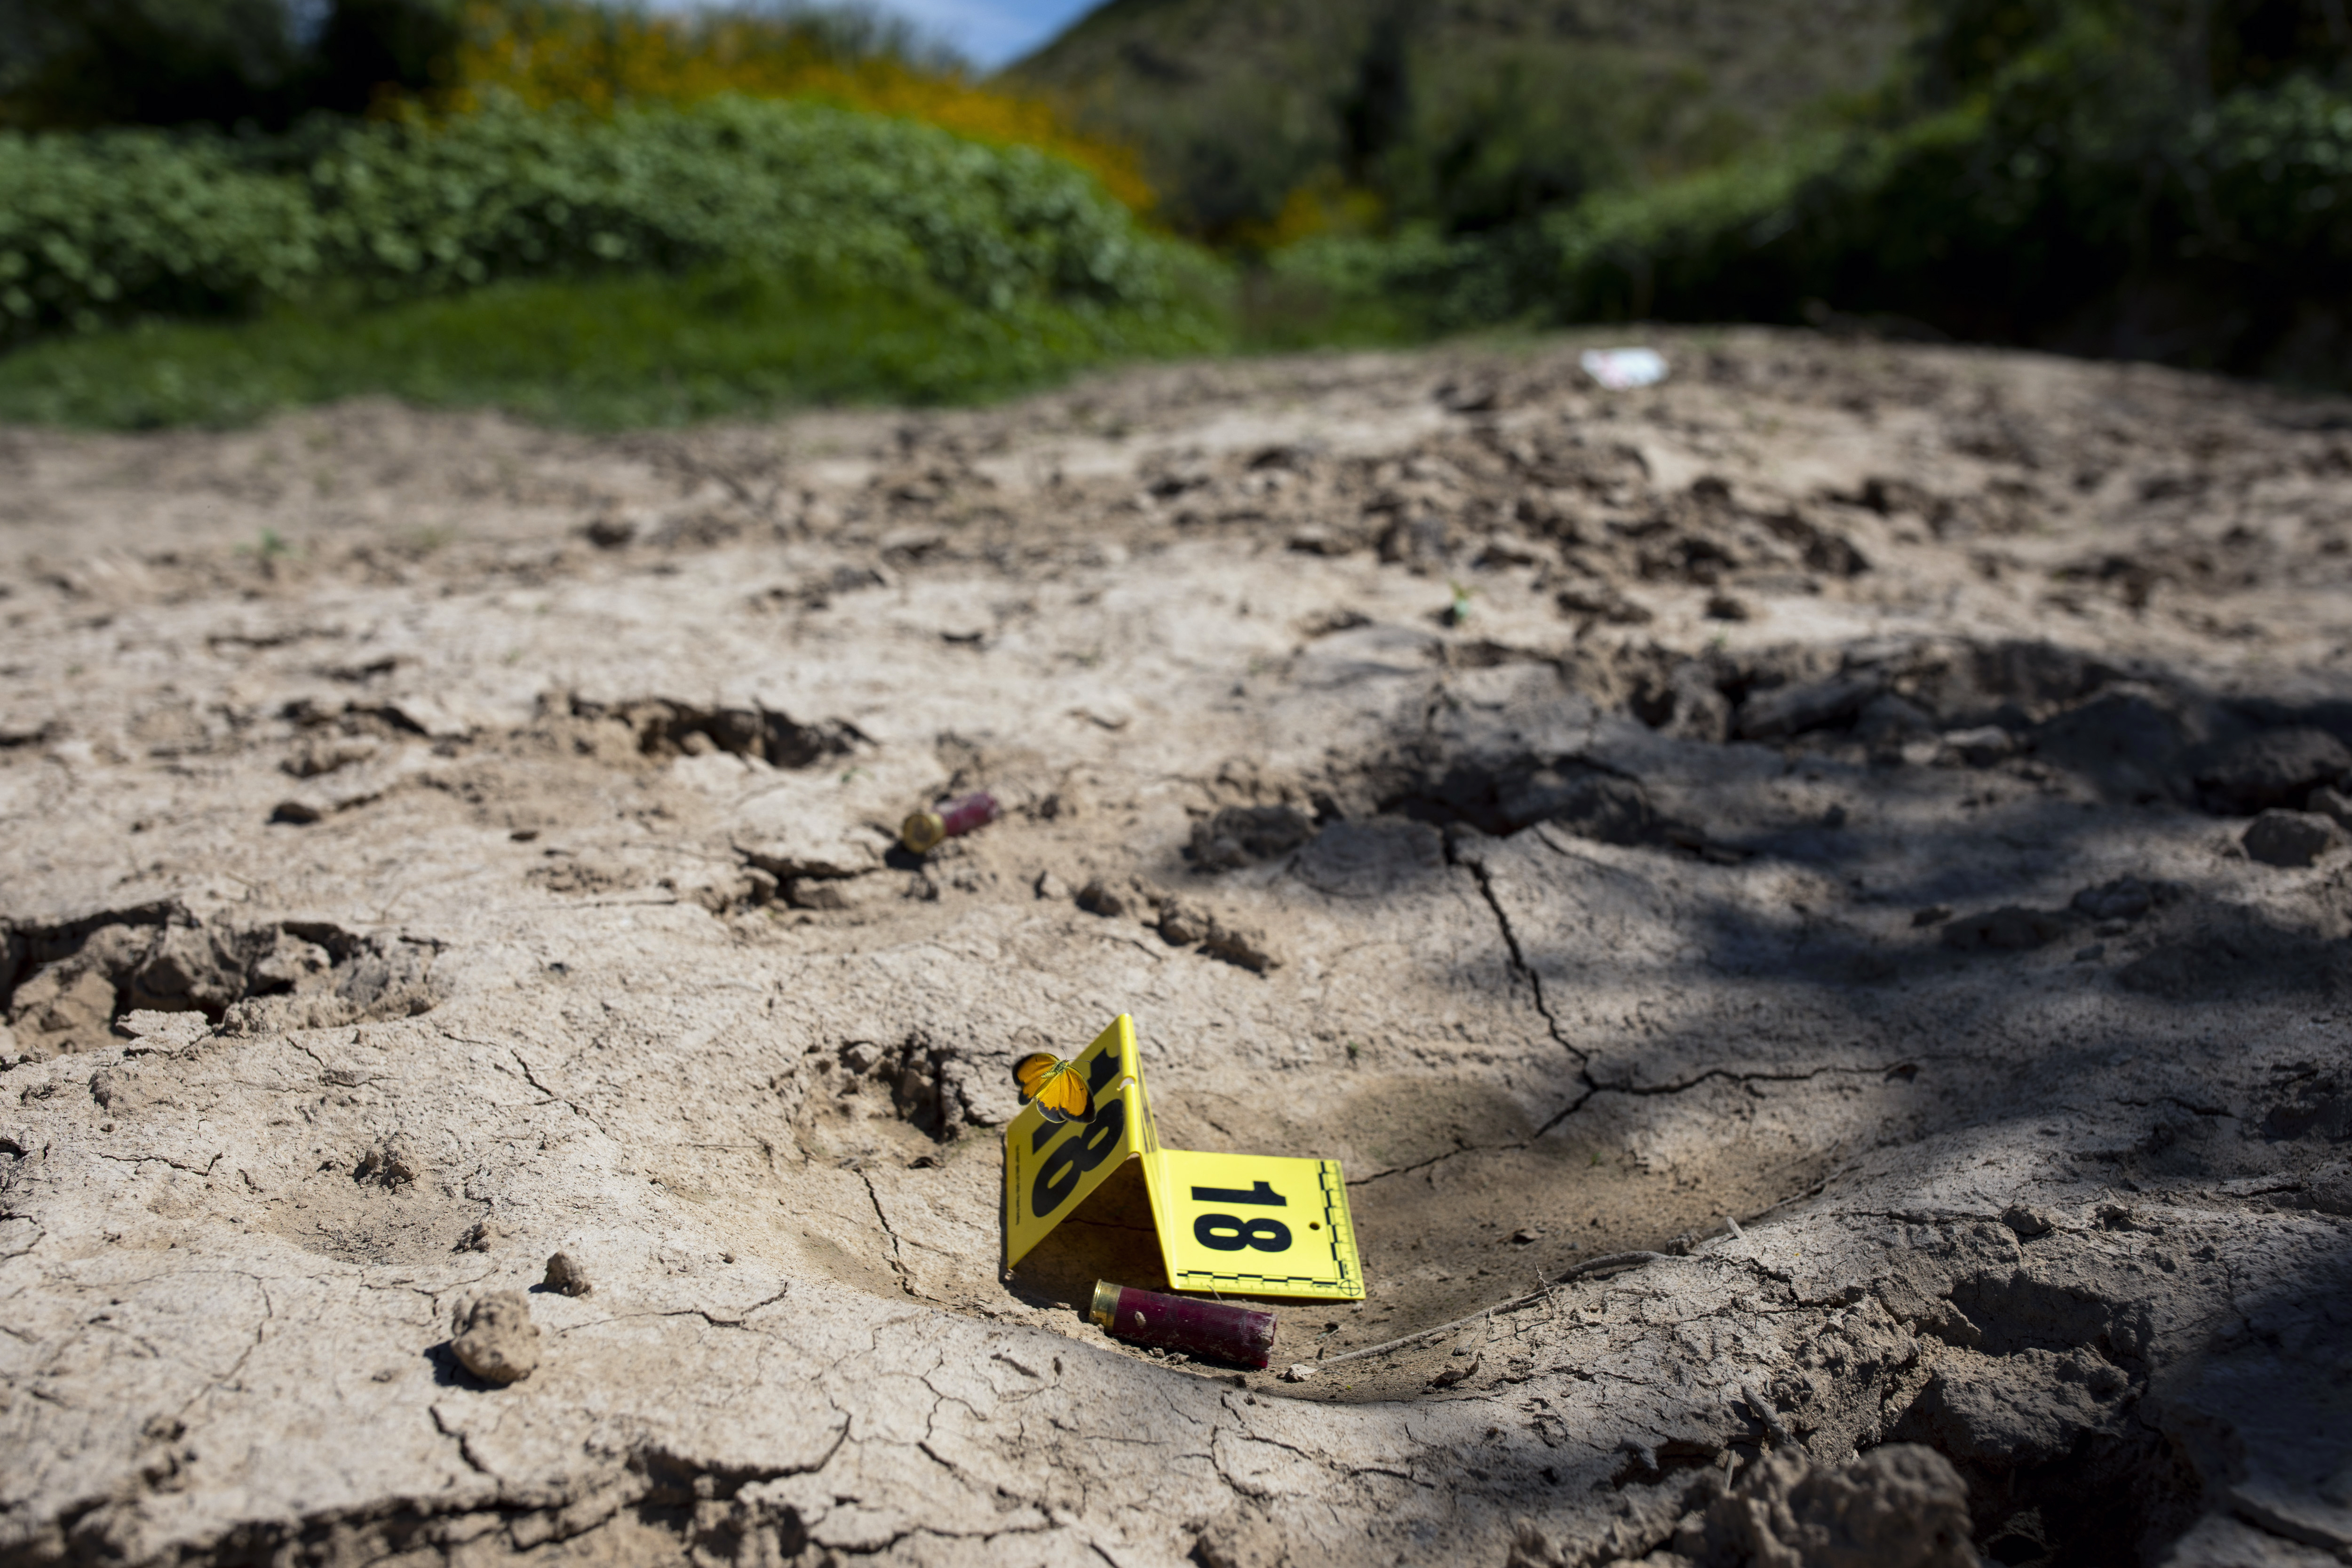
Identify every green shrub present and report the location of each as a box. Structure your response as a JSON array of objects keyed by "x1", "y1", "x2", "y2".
[
  {"x1": 2179, "y1": 76, "x2": 2352, "y2": 265},
  {"x1": 1270, "y1": 12, "x2": 2352, "y2": 378},
  {"x1": 0, "y1": 130, "x2": 326, "y2": 330},
  {"x1": 0, "y1": 94, "x2": 1201, "y2": 346}
]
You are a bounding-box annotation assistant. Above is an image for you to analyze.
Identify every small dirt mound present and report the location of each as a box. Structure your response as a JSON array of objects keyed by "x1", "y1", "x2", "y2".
[
  {"x1": 564, "y1": 694, "x2": 865, "y2": 768},
  {"x1": 2116, "y1": 901, "x2": 2352, "y2": 1000},
  {"x1": 1381, "y1": 754, "x2": 1670, "y2": 845},
  {"x1": 821, "y1": 1033, "x2": 982, "y2": 1145},
  {"x1": 1597, "y1": 634, "x2": 2352, "y2": 823},
  {"x1": 1889, "y1": 1272, "x2": 2194, "y2": 1568},
  {"x1": 2192, "y1": 728, "x2": 2352, "y2": 814},
  {"x1": 1634, "y1": 636, "x2": 2125, "y2": 757},
  {"x1": 1, "y1": 906, "x2": 441, "y2": 1060},
  {"x1": 1187, "y1": 804, "x2": 1319, "y2": 870},
  {"x1": 1940, "y1": 906, "x2": 2073, "y2": 952}
]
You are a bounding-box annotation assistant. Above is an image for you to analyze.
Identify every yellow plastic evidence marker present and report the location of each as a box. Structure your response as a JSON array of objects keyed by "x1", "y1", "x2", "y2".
[{"x1": 1003, "y1": 1015, "x2": 1365, "y2": 1301}]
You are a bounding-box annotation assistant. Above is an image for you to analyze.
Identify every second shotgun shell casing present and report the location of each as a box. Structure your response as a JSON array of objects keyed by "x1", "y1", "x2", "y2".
[
  {"x1": 900, "y1": 789, "x2": 1001, "y2": 854},
  {"x1": 1090, "y1": 1281, "x2": 1275, "y2": 1369}
]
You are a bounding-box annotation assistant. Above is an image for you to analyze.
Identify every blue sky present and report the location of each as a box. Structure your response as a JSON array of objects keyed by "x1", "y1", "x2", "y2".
[{"x1": 875, "y1": 0, "x2": 1099, "y2": 69}]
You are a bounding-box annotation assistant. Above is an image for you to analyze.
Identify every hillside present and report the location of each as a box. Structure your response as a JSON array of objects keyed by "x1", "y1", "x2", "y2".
[{"x1": 1007, "y1": 0, "x2": 1916, "y2": 236}]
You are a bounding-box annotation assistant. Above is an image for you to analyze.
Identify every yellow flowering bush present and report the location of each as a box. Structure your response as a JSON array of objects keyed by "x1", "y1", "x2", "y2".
[{"x1": 446, "y1": 1, "x2": 1152, "y2": 213}]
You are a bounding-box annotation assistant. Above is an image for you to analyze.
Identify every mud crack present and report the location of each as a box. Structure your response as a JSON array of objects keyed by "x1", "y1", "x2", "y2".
[
  {"x1": 1456, "y1": 844, "x2": 1588, "y2": 1072},
  {"x1": 859, "y1": 1170, "x2": 917, "y2": 1298}
]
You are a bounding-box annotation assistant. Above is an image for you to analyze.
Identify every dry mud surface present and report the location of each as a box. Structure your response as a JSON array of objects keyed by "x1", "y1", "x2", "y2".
[{"x1": 4, "y1": 330, "x2": 2352, "y2": 1568}]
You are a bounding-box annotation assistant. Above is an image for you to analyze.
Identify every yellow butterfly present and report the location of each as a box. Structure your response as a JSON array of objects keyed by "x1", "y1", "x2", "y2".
[{"x1": 1014, "y1": 1052, "x2": 1092, "y2": 1123}]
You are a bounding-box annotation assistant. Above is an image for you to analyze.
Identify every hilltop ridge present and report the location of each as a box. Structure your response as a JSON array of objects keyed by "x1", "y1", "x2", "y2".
[{"x1": 1007, "y1": 0, "x2": 1916, "y2": 235}]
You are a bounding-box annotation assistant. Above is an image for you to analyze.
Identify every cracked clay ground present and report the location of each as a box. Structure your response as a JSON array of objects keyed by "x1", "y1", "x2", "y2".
[{"x1": 4, "y1": 329, "x2": 2352, "y2": 1567}]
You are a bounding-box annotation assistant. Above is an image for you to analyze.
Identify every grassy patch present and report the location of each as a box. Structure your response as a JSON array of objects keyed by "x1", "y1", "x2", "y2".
[
  {"x1": 0, "y1": 266, "x2": 1228, "y2": 429},
  {"x1": 1231, "y1": 264, "x2": 1441, "y2": 353}
]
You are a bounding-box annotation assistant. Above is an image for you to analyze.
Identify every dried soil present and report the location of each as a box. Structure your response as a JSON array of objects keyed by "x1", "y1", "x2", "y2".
[{"x1": 3, "y1": 331, "x2": 2352, "y2": 1566}]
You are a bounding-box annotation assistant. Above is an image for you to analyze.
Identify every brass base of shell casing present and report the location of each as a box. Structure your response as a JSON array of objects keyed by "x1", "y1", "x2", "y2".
[{"x1": 899, "y1": 811, "x2": 946, "y2": 854}]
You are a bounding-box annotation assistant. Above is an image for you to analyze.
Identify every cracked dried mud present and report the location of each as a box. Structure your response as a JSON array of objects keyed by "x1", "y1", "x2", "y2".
[{"x1": 4, "y1": 331, "x2": 2352, "y2": 1567}]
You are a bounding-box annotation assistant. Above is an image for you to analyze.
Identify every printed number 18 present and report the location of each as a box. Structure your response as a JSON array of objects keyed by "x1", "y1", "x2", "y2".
[
  {"x1": 1189, "y1": 1179, "x2": 1290, "y2": 1254},
  {"x1": 1190, "y1": 1181, "x2": 1283, "y2": 1207}
]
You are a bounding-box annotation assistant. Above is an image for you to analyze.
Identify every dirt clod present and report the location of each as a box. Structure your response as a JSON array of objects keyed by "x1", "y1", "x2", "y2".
[
  {"x1": 2295, "y1": 1159, "x2": 2352, "y2": 1215},
  {"x1": 1556, "y1": 583, "x2": 1653, "y2": 624},
  {"x1": 2001, "y1": 1204, "x2": 2056, "y2": 1238},
  {"x1": 1155, "y1": 900, "x2": 1278, "y2": 971},
  {"x1": 1189, "y1": 804, "x2": 1318, "y2": 870},
  {"x1": 451, "y1": 1291, "x2": 541, "y2": 1385},
  {"x1": 541, "y1": 1252, "x2": 593, "y2": 1297},
  {"x1": 353, "y1": 1138, "x2": 420, "y2": 1188},
  {"x1": 1699, "y1": 1446, "x2": 1976, "y2": 1568},
  {"x1": 2192, "y1": 727, "x2": 2352, "y2": 815},
  {"x1": 2307, "y1": 784, "x2": 2352, "y2": 830},
  {"x1": 2242, "y1": 809, "x2": 2339, "y2": 867},
  {"x1": 1939, "y1": 905, "x2": 2071, "y2": 951},
  {"x1": 1739, "y1": 676, "x2": 1881, "y2": 741},
  {"x1": 1155, "y1": 899, "x2": 1210, "y2": 946},
  {"x1": 2071, "y1": 877, "x2": 2157, "y2": 922}
]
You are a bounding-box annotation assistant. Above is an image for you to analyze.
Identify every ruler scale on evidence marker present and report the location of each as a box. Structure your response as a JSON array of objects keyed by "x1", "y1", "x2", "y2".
[{"x1": 1003, "y1": 1016, "x2": 1364, "y2": 1302}]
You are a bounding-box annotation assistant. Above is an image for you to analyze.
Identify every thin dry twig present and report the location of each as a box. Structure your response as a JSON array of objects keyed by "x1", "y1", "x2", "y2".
[{"x1": 1312, "y1": 1251, "x2": 1671, "y2": 1369}]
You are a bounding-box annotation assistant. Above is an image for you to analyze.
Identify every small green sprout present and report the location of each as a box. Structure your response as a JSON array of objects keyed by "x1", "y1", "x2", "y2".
[
  {"x1": 1446, "y1": 579, "x2": 1474, "y2": 626},
  {"x1": 236, "y1": 529, "x2": 290, "y2": 562}
]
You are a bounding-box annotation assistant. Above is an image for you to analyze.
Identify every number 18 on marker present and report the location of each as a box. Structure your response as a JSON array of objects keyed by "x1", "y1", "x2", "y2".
[
  {"x1": 1149, "y1": 1149, "x2": 1360, "y2": 1298},
  {"x1": 1002, "y1": 1016, "x2": 1364, "y2": 1301}
]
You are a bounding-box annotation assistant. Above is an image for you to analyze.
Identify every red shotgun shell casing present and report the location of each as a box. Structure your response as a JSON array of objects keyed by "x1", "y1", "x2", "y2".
[
  {"x1": 899, "y1": 790, "x2": 1000, "y2": 854},
  {"x1": 1090, "y1": 1280, "x2": 1275, "y2": 1369}
]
